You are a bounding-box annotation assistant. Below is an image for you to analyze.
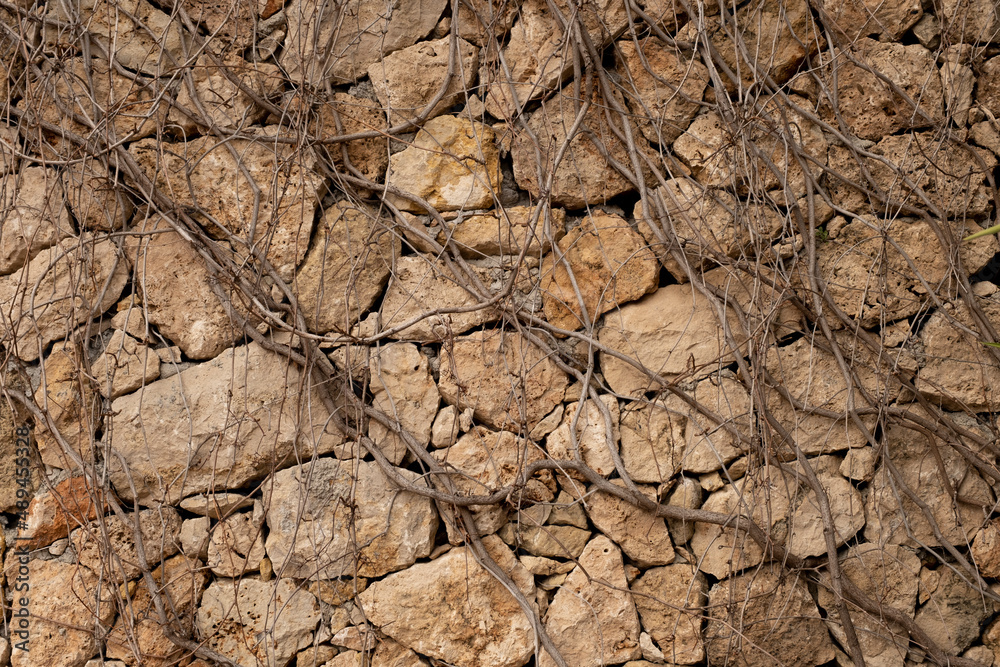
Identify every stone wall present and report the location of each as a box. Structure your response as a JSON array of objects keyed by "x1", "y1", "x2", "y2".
[{"x1": 1, "y1": 0, "x2": 1000, "y2": 666}]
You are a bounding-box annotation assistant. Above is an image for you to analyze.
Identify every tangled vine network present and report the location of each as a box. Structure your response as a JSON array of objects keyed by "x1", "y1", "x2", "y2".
[{"x1": 1, "y1": 0, "x2": 1000, "y2": 666}]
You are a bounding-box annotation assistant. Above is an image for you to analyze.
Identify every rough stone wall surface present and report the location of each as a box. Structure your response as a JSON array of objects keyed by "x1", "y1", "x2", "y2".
[{"x1": 3, "y1": 1, "x2": 1000, "y2": 667}]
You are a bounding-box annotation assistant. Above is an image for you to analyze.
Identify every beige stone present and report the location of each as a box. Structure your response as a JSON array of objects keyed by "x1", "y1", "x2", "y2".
[
  {"x1": 179, "y1": 516, "x2": 210, "y2": 559},
  {"x1": 499, "y1": 521, "x2": 592, "y2": 559},
  {"x1": 865, "y1": 409, "x2": 992, "y2": 547},
  {"x1": 106, "y1": 555, "x2": 207, "y2": 667},
  {"x1": 511, "y1": 88, "x2": 647, "y2": 208},
  {"x1": 434, "y1": 426, "x2": 552, "y2": 538},
  {"x1": 632, "y1": 563, "x2": 707, "y2": 665},
  {"x1": 817, "y1": 544, "x2": 920, "y2": 667},
  {"x1": 482, "y1": 0, "x2": 627, "y2": 117},
  {"x1": 9, "y1": 560, "x2": 115, "y2": 667},
  {"x1": 173, "y1": 53, "x2": 283, "y2": 132},
  {"x1": 599, "y1": 285, "x2": 743, "y2": 396},
  {"x1": 455, "y1": 0, "x2": 518, "y2": 45},
  {"x1": 430, "y1": 405, "x2": 460, "y2": 448},
  {"x1": 636, "y1": 0, "x2": 687, "y2": 30},
  {"x1": 691, "y1": 466, "x2": 864, "y2": 578},
  {"x1": 540, "y1": 212, "x2": 658, "y2": 331},
  {"x1": 33, "y1": 344, "x2": 98, "y2": 469},
  {"x1": 380, "y1": 254, "x2": 498, "y2": 341},
  {"x1": 438, "y1": 329, "x2": 569, "y2": 431},
  {"x1": 979, "y1": 57, "x2": 1000, "y2": 117},
  {"x1": 915, "y1": 567, "x2": 992, "y2": 654},
  {"x1": 129, "y1": 131, "x2": 325, "y2": 281},
  {"x1": 208, "y1": 511, "x2": 266, "y2": 577},
  {"x1": 0, "y1": 166, "x2": 73, "y2": 276},
  {"x1": 368, "y1": 343, "x2": 440, "y2": 464},
  {"x1": 620, "y1": 376, "x2": 751, "y2": 481},
  {"x1": 677, "y1": 0, "x2": 816, "y2": 92},
  {"x1": 64, "y1": 160, "x2": 135, "y2": 232},
  {"x1": 196, "y1": 577, "x2": 321, "y2": 667},
  {"x1": 174, "y1": 0, "x2": 271, "y2": 53},
  {"x1": 940, "y1": 46, "x2": 975, "y2": 127},
  {"x1": 548, "y1": 489, "x2": 588, "y2": 528},
  {"x1": 281, "y1": 0, "x2": 447, "y2": 84},
  {"x1": 819, "y1": 39, "x2": 942, "y2": 141},
  {"x1": 706, "y1": 564, "x2": 835, "y2": 667},
  {"x1": 264, "y1": 458, "x2": 437, "y2": 579},
  {"x1": 92, "y1": 330, "x2": 161, "y2": 399},
  {"x1": 764, "y1": 335, "x2": 906, "y2": 454},
  {"x1": 371, "y1": 638, "x2": 429, "y2": 667},
  {"x1": 973, "y1": 519, "x2": 1000, "y2": 578},
  {"x1": 179, "y1": 492, "x2": 254, "y2": 518},
  {"x1": 71, "y1": 507, "x2": 181, "y2": 583},
  {"x1": 0, "y1": 124, "x2": 17, "y2": 176},
  {"x1": 939, "y1": 0, "x2": 1000, "y2": 43},
  {"x1": 539, "y1": 535, "x2": 642, "y2": 667},
  {"x1": 819, "y1": 0, "x2": 922, "y2": 39},
  {"x1": 294, "y1": 200, "x2": 398, "y2": 334},
  {"x1": 291, "y1": 91, "x2": 390, "y2": 186},
  {"x1": 386, "y1": 115, "x2": 502, "y2": 213},
  {"x1": 108, "y1": 342, "x2": 344, "y2": 505},
  {"x1": 368, "y1": 37, "x2": 479, "y2": 123},
  {"x1": 127, "y1": 215, "x2": 238, "y2": 359},
  {"x1": 674, "y1": 98, "x2": 826, "y2": 197},
  {"x1": 616, "y1": 37, "x2": 707, "y2": 145},
  {"x1": 828, "y1": 138, "x2": 996, "y2": 220},
  {"x1": 359, "y1": 536, "x2": 537, "y2": 667},
  {"x1": 635, "y1": 182, "x2": 786, "y2": 279},
  {"x1": 22, "y1": 57, "x2": 165, "y2": 158},
  {"x1": 665, "y1": 476, "x2": 703, "y2": 545},
  {"x1": 546, "y1": 395, "x2": 621, "y2": 477},
  {"x1": 587, "y1": 482, "x2": 675, "y2": 567},
  {"x1": 444, "y1": 206, "x2": 566, "y2": 259},
  {"x1": 841, "y1": 446, "x2": 878, "y2": 482},
  {"x1": 916, "y1": 296, "x2": 1000, "y2": 410},
  {"x1": 44, "y1": 0, "x2": 185, "y2": 76}
]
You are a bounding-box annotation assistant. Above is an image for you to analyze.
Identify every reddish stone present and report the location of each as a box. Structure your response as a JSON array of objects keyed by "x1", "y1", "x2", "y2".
[{"x1": 20, "y1": 476, "x2": 106, "y2": 549}]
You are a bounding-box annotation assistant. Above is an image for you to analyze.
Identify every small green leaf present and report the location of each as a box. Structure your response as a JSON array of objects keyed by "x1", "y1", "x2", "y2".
[
  {"x1": 964, "y1": 223, "x2": 1000, "y2": 241},
  {"x1": 981, "y1": 342, "x2": 1000, "y2": 348}
]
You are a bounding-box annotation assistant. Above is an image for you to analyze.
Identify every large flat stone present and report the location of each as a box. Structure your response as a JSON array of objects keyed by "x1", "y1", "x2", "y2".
[
  {"x1": 9, "y1": 560, "x2": 115, "y2": 667},
  {"x1": 511, "y1": 88, "x2": 646, "y2": 208},
  {"x1": 0, "y1": 166, "x2": 73, "y2": 276},
  {"x1": 599, "y1": 285, "x2": 743, "y2": 396},
  {"x1": 632, "y1": 563, "x2": 707, "y2": 665},
  {"x1": 386, "y1": 115, "x2": 502, "y2": 213},
  {"x1": 293, "y1": 200, "x2": 398, "y2": 334},
  {"x1": 108, "y1": 342, "x2": 344, "y2": 505},
  {"x1": 379, "y1": 255, "x2": 499, "y2": 341},
  {"x1": 706, "y1": 564, "x2": 835, "y2": 667}
]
